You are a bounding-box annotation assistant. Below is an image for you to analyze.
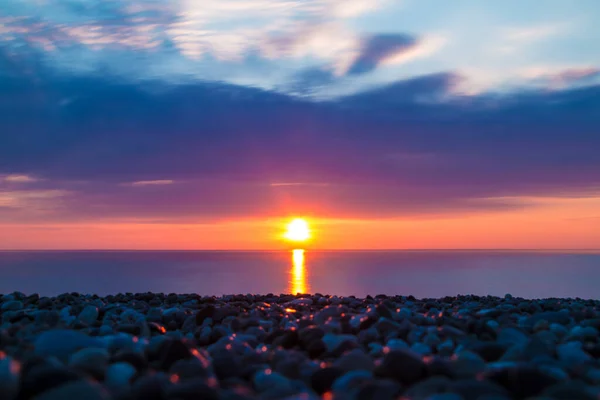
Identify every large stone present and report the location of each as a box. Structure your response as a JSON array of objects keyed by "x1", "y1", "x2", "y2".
[
  {"x1": 0, "y1": 356, "x2": 19, "y2": 400},
  {"x1": 19, "y1": 365, "x2": 82, "y2": 399},
  {"x1": 448, "y1": 351, "x2": 486, "y2": 379},
  {"x1": 34, "y1": 381, "x2": 111, "y2": 400},
  {"x1": 68, "y1": 348, "x2": 109, "y2": 379},
  {"x1": 34, "y1": 330, "x2": 104, "y2": 362},
  {"x1": 377, "y1": 349, "x2": 427, "y2": 385},
  {"x1": 485, "y1": 365, "x2": 561, "y2": 398},
  {"x1": 333, "y1": 349, "x2": 374, "y2": 373},
  {"x1": 557, "y1": 342, "x2": 592, "y2": 366}
]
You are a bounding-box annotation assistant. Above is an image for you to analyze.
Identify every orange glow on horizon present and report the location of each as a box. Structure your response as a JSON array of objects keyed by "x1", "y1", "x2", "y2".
[{"x1": 0, "y1": 196, "x2": 599, "y2": 249}]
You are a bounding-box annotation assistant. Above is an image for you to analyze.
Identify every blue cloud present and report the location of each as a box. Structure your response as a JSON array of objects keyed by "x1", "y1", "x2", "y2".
[{"x1": 347, "y1": 34, "x2": 418, "y2": 75}]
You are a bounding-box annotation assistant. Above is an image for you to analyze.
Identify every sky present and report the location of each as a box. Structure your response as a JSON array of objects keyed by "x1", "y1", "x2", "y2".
[{"x1": 1, "y1": 0, "x2": 599, "y2": 250}]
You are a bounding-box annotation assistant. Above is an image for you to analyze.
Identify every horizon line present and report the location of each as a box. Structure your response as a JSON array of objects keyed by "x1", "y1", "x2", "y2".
[{"x1": 0, "y1": 248, "x2": 599, "y2": 252}]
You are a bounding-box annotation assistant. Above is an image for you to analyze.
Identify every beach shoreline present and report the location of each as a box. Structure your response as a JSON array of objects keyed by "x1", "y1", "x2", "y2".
[{"x1": 1, "y1": 292, "x2": 599, "y2": 399}]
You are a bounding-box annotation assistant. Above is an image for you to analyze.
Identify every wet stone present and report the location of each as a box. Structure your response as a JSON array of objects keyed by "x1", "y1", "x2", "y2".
[{"x1": 377, "y1": 349, "x2": 427, "y2": 385}]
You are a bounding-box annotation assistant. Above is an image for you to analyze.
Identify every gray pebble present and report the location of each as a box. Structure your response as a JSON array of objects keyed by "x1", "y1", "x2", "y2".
[{"x1": 78, "y1": 305, "x2": 99, "y2": 325}]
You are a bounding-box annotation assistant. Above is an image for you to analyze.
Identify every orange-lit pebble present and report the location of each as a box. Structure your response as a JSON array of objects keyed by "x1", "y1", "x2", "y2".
[
  {"x1": 10, "y1": 360, "x2": 21, "y2": 374},
  {"x1": 207, "y1": 377, "x2": 218, "y2": 387}
]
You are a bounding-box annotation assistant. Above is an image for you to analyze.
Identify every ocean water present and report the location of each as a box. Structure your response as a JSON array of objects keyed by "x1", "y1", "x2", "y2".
[{"x1": 0, "y1": 250, "x2": 598, "y2": 299}]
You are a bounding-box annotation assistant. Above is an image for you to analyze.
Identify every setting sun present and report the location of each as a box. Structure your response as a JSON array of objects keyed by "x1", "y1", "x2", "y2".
[{"x1": 284, "y1": 218, "x2": 311, "y2": 242}]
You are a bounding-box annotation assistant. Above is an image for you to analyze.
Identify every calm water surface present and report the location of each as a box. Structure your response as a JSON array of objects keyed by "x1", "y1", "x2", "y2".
[{"x1": 0, "y1": 250, "x2": 598, "y2": 298}]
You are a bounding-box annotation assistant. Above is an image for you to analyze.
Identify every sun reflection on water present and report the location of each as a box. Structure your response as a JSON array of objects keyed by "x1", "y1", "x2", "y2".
[{"x1": 289, "y1": 249, "x2": 309, "y2": 294}]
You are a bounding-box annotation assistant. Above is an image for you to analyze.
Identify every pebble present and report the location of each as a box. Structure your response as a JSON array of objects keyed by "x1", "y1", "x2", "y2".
[
  {"x1": 356, "y1": 379, "x2": 401, "y2": 400},
  {"x1": 322, "y1": 333, "x2": 358, "y2": 353},
  {"x1": 385, "y1": 338, "x2": 409, "y2": 351},
  {"x1": 556, "y1": 341, "x2": 592, "y2": 366},
  {"x1": 0, "y1": 356, "x2": 19, "y2": 400},
  {"x1": 1, "y1": 301, "x2": 23, "y2": 311},
  {"x1": 427, "y1": 394, "x2": 465, "y2": 400},
  {"x1": 105, "y1": 362, "x2": 137, "y2": 392},
  {"x1": 331, "y1": 370, "x2": 373, "y2": 398},
  {"x1": 78, "y1": 305, "x2": 99, "y2": 325},
  {"x1": 567, "y1": 326, "x2": 598, "y2": 342},
  {"x1": 550, "y1": 323, "x2": 569, "y2": 338},
  {"x1": 497, "y1": 328, "x2": 528, "y2": 346},
  {"x1": 0, "y1": 292, "x2": 598, "y2": 399},
  {"x1": 253, "y1": 369, "x2": 293, "y2": 393},
  {"x1": 403, "y1": 376, "x2": 452, "y2": 398},
  {"x1": 333, "y1": 349, "x2": 374, "y2": 372},
  {"x1": 34, "y1": 329, "x2": 104, "y2": 362},
  {"x1": 377, "y1": 349, "x2": 427, "y2": 384},
  {"x1": 166, "y1": 379, "x2": 220, "y2": 400},
  {"x1": 448, "y1": 351, "x2": 486, "y2": 379},
  {"x1": 484, "y1": 365, "x2": 561, "y2": 398},
  {"x1": 68, "y1": 347, "x2": 109, "y2": 379},
  {"x1": 34, "y1": 380, "x2": 111, "y2": 400}
]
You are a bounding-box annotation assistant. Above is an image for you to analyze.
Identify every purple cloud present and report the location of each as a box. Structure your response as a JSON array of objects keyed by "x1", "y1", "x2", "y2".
[{"x1": 0, "y1": 66, "x2": 599, "y2": 222}]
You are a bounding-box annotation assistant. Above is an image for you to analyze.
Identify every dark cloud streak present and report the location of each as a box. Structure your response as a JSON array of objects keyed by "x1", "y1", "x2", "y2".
[{"x1": 347, "y1": 34, "x2": 418, "y2": 75}]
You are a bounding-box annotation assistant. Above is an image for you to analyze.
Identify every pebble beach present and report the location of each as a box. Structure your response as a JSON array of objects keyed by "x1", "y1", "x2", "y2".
[{"x1": 1, "y1": 292, "x2": 600, "y2": 400}]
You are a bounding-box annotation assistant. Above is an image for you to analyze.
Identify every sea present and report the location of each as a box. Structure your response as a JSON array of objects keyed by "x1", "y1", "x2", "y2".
[{"x1": 0, "y1": 250, "x2": 598, "y2": 299}]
